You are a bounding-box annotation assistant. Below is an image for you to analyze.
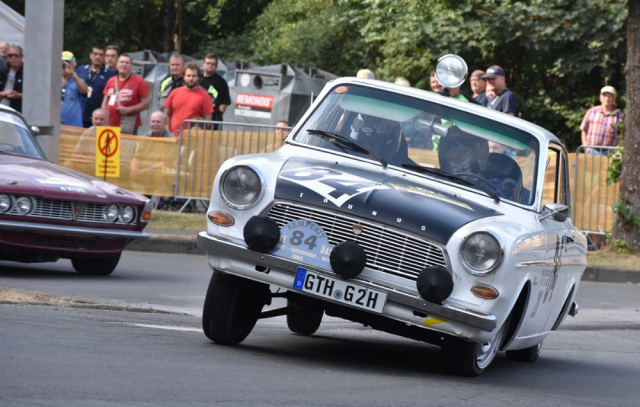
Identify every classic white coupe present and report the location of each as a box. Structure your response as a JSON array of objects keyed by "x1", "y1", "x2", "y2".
[{"x1": 197, "y1": 55, "x2": 587, "y2": 376}]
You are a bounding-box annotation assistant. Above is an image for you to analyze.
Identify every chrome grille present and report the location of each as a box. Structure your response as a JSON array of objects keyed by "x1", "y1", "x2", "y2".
[
  {"x1": 6, "y1": 198, "x2": 137, "y2": 225},
  {"x1": 266, "y1": 203, "x2": 447, "y2": 281}
]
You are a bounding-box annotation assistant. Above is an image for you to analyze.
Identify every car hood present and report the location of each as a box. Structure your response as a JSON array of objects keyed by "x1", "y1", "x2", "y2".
[
  {"x1": 274, "y1": 158, "x2": 502, "y2": 244},
  {"x1": 0, "y1": 154, "x2": 144, "y2": 204}
]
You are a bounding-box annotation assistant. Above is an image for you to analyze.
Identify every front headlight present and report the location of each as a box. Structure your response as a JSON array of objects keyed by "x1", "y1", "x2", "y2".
[
  {"x1": 460, "y1": 232, "x2": 502, "y2": 275},
  {"x1": 15, "y1": 196, "x2": 34, "y2": 214},
  {"x1": 0, "y1": 194, "x2": 11, "y2": 213},
  {"x1": 104, "y1": 204, "x2": 119, "y2": 222},
  {"x1": 220, "y1": 165, "x2": 263, "y2": 209},
  {"x1": 121, "y1": 205, "x2": 135, "y2": 223}
]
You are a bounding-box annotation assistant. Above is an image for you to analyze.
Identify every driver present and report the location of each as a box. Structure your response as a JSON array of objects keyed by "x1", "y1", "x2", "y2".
[
  {"x1": 437, "y1": 130, "x2": 488, "y2": 175},
  {"x1": 351, "y1": 115, "x2": 407, "y2": 165}
]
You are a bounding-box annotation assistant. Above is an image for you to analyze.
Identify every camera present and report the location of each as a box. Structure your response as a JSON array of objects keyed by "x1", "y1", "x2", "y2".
[{"x1": 62, "y1": 62, "x2": 67, "y2": 70}]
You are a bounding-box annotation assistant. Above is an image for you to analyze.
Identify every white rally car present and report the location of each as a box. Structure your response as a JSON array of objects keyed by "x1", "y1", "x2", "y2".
[{"x1": 197, "y1": 55, "x2": 587, "y2": 376}]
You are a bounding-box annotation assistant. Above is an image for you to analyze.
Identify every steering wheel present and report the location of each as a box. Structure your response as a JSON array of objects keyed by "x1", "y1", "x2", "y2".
[{"x1": 455, "y1": 172, "x2": 496, "y2": 190}]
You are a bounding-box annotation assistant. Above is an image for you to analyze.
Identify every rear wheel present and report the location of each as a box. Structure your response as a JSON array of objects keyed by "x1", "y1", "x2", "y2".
[
  {"x1": 71, "y1": 253, "x2": 121, "y2": 276},
  {"x1": 441, "y1": 321, "x2": 507, "y2": 377},
  {"x1": 286, "y1": 300, "x2": 324, "y2": 335},
  {"x1": 202, "y1": 271, "x2": 270, "y2": 345},
  {"x1": 506, "y1": 343, "x2": 541, "y2": 363}
]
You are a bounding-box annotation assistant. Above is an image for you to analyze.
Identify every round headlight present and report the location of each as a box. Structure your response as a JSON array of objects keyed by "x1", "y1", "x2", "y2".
[
  {"x1": 435, "y1": 54, "x2": 468, "y2": 88},
  {"x1": 121, "y1": 205, "x2": 135, "y2": 223},
  {"x1": 104, "y1": 204, "x2": 119, "y2": 222},
  {"x1": 460, "y1": 232, "x2": 502, "y2": 275},
  {"x1": 15, "y1": 197, "x2": 34, "y2": 214},
  {"x1": 0, "y1": 194, "x2": 12, "y2": 213},
  {"x1": 220, "y1": 165, "x2": 263, "y2": 209}
]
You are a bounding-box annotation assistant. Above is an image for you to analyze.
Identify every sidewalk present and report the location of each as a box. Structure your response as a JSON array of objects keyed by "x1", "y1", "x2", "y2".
[{"x1": 127, "y1": 228, "x2": 640, "y2": 285}]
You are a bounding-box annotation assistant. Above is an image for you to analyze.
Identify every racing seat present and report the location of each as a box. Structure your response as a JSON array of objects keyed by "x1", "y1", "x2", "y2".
[{"x1": 483, "y1": 153, "x2": 525, "y2": 202}]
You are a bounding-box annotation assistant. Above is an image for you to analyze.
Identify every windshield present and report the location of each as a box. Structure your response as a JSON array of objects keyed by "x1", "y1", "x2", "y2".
[
  {"x1": 0, "y1": 110, "x2": 45, "y2": 159},
  {"x1": 293, "y1": 84, "x2": 538, "y2": 205}
]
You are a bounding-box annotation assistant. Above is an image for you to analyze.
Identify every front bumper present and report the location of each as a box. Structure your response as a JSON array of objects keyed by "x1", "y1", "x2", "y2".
[
  {"x1": 198, "y1": 231, "x2": 497, "y2": 333},
  {"x1": 0, "y1": 219, "x2": 149, "y2": 240}
]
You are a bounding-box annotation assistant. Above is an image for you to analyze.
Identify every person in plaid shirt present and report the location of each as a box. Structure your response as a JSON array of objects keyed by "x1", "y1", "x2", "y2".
[{"x1": 580, "y1": 86, "x2": 624, "y2": 154}]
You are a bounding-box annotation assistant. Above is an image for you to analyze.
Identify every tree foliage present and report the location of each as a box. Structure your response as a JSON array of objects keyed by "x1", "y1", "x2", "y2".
[{"x1": 3, "y1": 0, "x2": 628, "y2": 146}]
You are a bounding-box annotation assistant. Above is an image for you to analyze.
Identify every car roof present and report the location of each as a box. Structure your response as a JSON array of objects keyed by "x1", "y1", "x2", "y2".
[{"x1": 327, "y1": 77, "x2": 561, "y2": 146}]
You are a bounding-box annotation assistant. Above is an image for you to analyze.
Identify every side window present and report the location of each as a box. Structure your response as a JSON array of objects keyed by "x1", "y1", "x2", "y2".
[{"x1": 541, "y1": 146, "x2": 566, "y2": 206}]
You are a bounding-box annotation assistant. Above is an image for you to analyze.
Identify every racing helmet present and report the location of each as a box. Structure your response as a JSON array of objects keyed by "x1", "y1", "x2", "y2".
[
  {"x1": 438, "y1": 129, "x2": 488, "y2": 174},
  {"x1": 354, "y1": 115, "x2": 403, "y2": 161}
]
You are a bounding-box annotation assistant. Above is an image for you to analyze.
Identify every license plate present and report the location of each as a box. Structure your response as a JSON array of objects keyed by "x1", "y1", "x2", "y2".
[{"x1": 293, "y1": 267, "x2": 387, "y2": 313}]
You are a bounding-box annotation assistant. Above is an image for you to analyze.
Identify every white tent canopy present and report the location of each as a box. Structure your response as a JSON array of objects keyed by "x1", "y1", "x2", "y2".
[{"x1": 0, "y1": 1, "x2": 25, "y2": 46}]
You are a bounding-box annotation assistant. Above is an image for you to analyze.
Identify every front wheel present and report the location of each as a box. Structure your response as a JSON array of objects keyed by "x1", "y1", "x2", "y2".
[
  {"x1": 441, "y1": 321, "x2": 507, "y2": 377},
  {"x1": 286, "y1": 300, "x2": 324, "y2": 335},
  {"x1": 72, "y1": 253, "x2": 121, "y2": 276},
  {"x1": 202, "y1": 271, "x2": 270, "y2": 345},
  {"x1": 506, "y1": 343, "x2": 541, "y2": 363}
]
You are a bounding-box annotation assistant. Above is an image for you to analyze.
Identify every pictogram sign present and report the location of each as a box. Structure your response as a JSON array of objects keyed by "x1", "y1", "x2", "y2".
[{"x1": 95, "y1": 126, "x2": 121, "y2": 178}]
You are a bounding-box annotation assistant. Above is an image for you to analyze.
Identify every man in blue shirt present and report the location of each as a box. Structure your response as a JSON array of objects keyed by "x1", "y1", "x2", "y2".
[
  {"x1": 76, "y1": 46, "x2": 115, "y2": 128},
  {"x1": 482, "y1": 65, "x2": 518, "y2": 116},
  {"x1": 61, "y1": 51, "x2": 88, "y2": 127}
]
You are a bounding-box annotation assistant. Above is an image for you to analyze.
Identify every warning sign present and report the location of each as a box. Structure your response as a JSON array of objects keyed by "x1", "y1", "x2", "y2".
[
  {"x1": 235, "y1": 93, "x2": 274, "y2": 119},
  {"x1": 95, "y1": 126, "x2": 121, "y2": 178}
]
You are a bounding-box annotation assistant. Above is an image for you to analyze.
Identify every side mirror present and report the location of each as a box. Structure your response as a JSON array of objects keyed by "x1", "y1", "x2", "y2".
[{"x1": 540, "y1": 203, "x2": 569, "y2": 222}]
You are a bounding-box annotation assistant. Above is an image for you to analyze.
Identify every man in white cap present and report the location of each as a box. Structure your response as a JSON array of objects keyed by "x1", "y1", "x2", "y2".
[
  {"x1": 580, "y1": 85, "x2": 623, "y2": 151},
  {"x1": 357, "y1": 69, "x2": 375, "y2": 80}
]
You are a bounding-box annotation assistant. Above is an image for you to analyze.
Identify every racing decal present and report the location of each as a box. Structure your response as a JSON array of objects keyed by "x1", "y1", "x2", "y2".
[
  {"x1": 59, "y1": 186, "x2": 88, "y2": 193},
  {"x1": 279, "y1": 167, "x2": 389, "y2": 207},
  {"x1": 35, "y1": 177, "x2": 88, "y2": 188},
  {"x1": 423, "y1": 317, "x2": 447, "y2": 327},
  {"x1": 390, "y1": 183, "x2": 472, "y2": 210},
  {"x1": 270, "y1": 219, "x2": 332, "y2": 270}
]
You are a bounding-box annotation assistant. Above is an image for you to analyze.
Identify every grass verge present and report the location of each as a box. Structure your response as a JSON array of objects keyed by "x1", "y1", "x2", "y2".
[
  {"x1": 148, "y1": 211, "x2": 205, "y2": 231},
  {"x1": 587, "y1": 247, "x2": 640, "y2": 271}
]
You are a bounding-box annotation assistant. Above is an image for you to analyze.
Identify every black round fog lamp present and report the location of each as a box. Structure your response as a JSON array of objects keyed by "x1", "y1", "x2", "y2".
[
  {"x1": 416, "y1": 266, "x2": 454, "y2": 304},
  {"x1": 330, "y1": 241, "x2": 367, "y2": 279},
  {"x1": 243, "y1": 216, "x2": 280, "y2": 253}
]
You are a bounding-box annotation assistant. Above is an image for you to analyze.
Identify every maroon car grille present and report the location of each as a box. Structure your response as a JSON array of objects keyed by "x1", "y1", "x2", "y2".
[
  {"x1": 266, "y1": 202, "x2": 447, "y2": 281},
  {"x1": 7, "y1": 199, "x2": 137, "y2": 225}
]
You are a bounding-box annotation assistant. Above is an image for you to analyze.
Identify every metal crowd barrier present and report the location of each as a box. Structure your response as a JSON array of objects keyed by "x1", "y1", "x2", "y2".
[
  {"x1": 173, "y1": 120, "x2": 289, "y2": 211},
  {"x1": 58, "y1": 126, "x2": 621, "y2": 229},
  {"x1": 570, "y1": 145, "x2": 619, "y2": 240}
]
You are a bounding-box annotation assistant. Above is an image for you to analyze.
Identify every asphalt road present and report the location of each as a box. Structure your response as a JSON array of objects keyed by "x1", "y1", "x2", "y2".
[{"x1": 1, "y1": 252, "x2": 640, "y2": 406}]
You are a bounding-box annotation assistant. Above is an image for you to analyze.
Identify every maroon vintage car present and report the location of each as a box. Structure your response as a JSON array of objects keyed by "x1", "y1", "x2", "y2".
[{"x1": 0, "y1": 105, "x2": 151, "y2": 275}]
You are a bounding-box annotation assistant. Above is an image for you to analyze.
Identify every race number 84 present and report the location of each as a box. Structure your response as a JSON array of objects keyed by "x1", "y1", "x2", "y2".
[{"x1": 289, "y1": 231, "x2": 318, "y2": 250}]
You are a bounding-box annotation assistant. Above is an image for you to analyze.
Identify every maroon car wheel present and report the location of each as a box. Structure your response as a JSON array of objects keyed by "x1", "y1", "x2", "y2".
[{"x1": 71, "y1": 253, "x2": 121, "y2": 276}]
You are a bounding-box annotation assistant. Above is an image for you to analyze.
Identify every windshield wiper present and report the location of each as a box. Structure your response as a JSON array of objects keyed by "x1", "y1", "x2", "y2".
[
  {"x1": 307, "y1": 129, "x2": 387, "y2": 169},
  {"x1": 402, "y1": 164, "x2": 473, "y2": 186},
  {"x1": 402, "y1": 164, "x2": 501, "y2": 203}
]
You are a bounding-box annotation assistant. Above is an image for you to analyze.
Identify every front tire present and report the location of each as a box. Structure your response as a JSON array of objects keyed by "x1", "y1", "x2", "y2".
[
  {"x1": 286, "y1": 300, "x2": 324, "y2": 335},
  {"x1": 506, "y1": 343, "x2": 541, "y2": 363},
  {"x1": 441, "y1": 321, "x2": 508, "y2": 377},
  {"x1": 71, "y1": 253, "x2": 121, "y2": 276},
  {"x1": 202, "y1": 271, "x2": 270, "y2": 345}
]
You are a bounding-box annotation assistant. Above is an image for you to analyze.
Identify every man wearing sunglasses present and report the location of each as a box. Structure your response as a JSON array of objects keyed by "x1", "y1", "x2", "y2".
[{"x1": 0, "y1": 44, "x2": 23, "y2": 112}]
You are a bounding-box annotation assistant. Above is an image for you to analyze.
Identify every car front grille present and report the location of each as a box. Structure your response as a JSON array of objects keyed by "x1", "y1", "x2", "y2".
[
  {"x1": 266, "y1": 202, "x2": 447, "y2": 281},
  {"x1": 6, "y1": 199, "x2": 137, "y2": 225}
]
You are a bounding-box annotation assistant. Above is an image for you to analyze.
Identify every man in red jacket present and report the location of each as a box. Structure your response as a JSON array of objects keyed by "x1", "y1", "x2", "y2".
[{"x1": 164, "y1": 63, "x2": 213, "y2": 136}]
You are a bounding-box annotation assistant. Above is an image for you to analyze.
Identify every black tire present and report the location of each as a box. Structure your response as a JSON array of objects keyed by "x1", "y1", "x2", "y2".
[
  {"x1": 506, "y1": 343, "x2": 541, "y2": 363},
  {"x1": 441, "y1": 321, "x2": 508, "y2": 377},
  {"x1": 71, "y1": 253, "x2": 121, "y2": 276},
  {"x1": 286, "y1": 300, "x2": 324, "y2": 335},
  {"x1": 202, "y1": 271, "x2": 270, "y2": 345}
]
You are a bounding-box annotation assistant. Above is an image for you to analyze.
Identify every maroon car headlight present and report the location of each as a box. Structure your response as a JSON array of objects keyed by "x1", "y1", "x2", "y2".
[
  {"x1": 0, "y1": 194, "x2": 11, "y2": 213},
  {"x1": 15, "y1": 196, "x2": 35, "y2": 215},
  {"x1": 104, "y1": 204, "x2": 119, "y2": 222},
  {"x1": 121, "y1": 205, "x2": 135, "y2": 223}
]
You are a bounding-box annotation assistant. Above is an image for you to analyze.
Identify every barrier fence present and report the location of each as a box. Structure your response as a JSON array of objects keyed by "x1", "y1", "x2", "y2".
[{"x1": 58, "y1": 125, "x2": 620, "y2": 234}]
